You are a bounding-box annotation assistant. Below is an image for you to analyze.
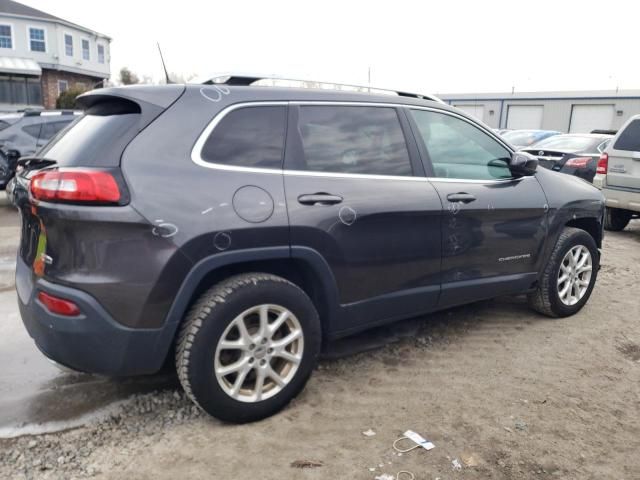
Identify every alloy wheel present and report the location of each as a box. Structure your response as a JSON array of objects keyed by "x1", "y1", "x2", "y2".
[{"x1": 557, "y1": 245, "x2": 592, "y2": 306}]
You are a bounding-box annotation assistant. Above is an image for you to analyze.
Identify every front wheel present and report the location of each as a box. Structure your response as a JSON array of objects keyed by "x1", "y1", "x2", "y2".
[
  {"x1": 528, "y1": 227, "x2": 599, "y2": 317},
  {"x1": 176, "y1": 273, "x2": 321, "y2": 423}
]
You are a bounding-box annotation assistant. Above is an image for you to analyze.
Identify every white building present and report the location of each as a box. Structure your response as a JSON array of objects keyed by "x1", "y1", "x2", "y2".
[
  {"x1": 438, "y1": 90, "x2": 640, "y2": 133},
  {"x1": 0, "y1": 0, "x2": 111, "y2": 111}
]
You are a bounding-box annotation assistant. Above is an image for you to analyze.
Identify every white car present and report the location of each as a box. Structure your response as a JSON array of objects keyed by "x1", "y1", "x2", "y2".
[{"x1": 594, "y1": 114, "x2": 640, "y2": 231}]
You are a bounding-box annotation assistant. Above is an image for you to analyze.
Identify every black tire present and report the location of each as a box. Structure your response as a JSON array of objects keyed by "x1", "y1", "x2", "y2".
[
  {"x1": 604, "y1": 207, "x2": 631, "y2": 231},
  {"x1": 528, "y1": 227, "x2": 599, "y2": 318},
  {"x1": 176, "y1": 273, "x2": 321, "y2": 423}
]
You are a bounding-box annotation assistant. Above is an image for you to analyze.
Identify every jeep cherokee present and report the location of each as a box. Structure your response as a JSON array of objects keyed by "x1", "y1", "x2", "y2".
[{"x1": 15, "y1": 76, "x2": 605, "y2": 423}]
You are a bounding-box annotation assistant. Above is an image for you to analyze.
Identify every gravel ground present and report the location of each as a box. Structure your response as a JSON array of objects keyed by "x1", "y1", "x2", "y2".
[{"x1": 1, "y1": 221, "x2": 639, "y2": 480}]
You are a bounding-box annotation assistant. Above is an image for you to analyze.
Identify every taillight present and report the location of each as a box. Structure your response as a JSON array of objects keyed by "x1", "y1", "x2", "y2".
[
  {"x1": 30, "y1": 168, "x2": 120, "y2": 204},
  {"x1": 37, "y1": 291, "x2": 81, "y2": 316},
  {"x1": 596, "y1": 153, "x2": 608, "y2": 175},
  {"x1": 564, "y1": 157, "x2": 591, "y2": 169}
]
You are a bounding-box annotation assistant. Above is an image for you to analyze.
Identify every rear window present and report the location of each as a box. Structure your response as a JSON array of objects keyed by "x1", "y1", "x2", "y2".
[
  {"x1": 613, "y1": 120, "x2": 640, "y2": 152},
  {"x1": 37, "y1": 113, "x2": 140, "y2": 167},
  {"x1": 293, "y1": 106, "x2": 412, "y2": 176},
  {"x1": 532, "y1": 135, "x2": 599, "y2": 153},
  {"x1": 200, "y1": 106, "x2": 286, "y2": 169}
]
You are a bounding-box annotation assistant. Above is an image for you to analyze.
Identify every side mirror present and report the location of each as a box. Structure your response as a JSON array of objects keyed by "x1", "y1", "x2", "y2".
[{"x1": 510, "y1": 152, "x2": 538, "y2": 176}]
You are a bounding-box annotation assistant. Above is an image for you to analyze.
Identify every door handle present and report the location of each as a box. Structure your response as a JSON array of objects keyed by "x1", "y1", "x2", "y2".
[
  {"x1": 447, "y1": 192, "x2": 476, "y2": 204},
  {"x1": 297, "y1": 193, "x2": 343, "y2": 206}
]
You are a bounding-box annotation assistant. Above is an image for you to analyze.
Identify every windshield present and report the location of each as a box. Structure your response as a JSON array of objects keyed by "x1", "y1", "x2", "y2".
[{"x1": 532, "y1": 135, "x2": 601, "y2": 153}]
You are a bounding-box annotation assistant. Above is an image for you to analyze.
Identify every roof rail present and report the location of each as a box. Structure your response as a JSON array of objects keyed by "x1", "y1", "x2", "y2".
[{"x1": 199, "y1": 73, "x2": 443, "y2": 103}]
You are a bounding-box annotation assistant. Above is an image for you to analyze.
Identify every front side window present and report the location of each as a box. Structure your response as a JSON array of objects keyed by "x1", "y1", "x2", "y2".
[
  {"x1": 82, "y1": 39, "x2": 90, "y2": 60},
  {"x1": 200, "y1": 106, "x2": 287, "y2": 169},
  {"x1": 0, "y1": 25, "x2": 12, "y2": 48},
  {"x1": 295, "y1": 106, "x2": 412, "y2": 176},
  {"x1": 411, "y1": 109, "x2": 512, "y2": 180},
  {"x1": 97, "y1": 44, "x2": 105, "y2": 63},
  {"x1": 29, "y1": 28, "x2": 46, "y2": 52},
  {"x1": 614, "y1": 120, "x2": 640, "y2": 152},
  {"x1": 64, "y1": 34, "x2": 73, "y2": 56}
]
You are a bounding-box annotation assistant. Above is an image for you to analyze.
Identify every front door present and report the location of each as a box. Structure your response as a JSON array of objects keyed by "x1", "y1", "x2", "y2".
[
  {"x1": 408, "y1": 107, "x2": 548, "y2": 307},
  {"x1": 284, "y1": 104, "x2": 442, "y2": 333}
]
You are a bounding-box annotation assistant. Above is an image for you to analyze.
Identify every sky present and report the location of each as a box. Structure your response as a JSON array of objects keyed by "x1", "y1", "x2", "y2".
[{"x1": 22, "y1": 0, "x2": 639, "y2": 94}]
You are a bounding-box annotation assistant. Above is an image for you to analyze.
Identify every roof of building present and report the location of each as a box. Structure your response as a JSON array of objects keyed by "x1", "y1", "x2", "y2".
[
  {"x1": 0, "y1": 0, "x2": 110, "y2": 39},
  {"x1": 438, "y1": 89, "x2": 640, "y2": 101}
]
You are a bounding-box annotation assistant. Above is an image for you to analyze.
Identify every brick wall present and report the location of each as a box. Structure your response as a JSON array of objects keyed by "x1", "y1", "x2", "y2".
[{"x1": 40, "y1": 70, "x2": 104, "y2": 109}]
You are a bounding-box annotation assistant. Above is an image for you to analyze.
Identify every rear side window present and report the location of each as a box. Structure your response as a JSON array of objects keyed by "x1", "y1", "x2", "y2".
[
  {"x1": 294, "y1": 106, "x2": 412, "y2": 176},
  {"x1": 201, "y1": 106, "x2": 286, "y2": 169},
  {"x1": 0, "y1": 120, "x2": 11, "y2": 131},
  {"x1": 613, "y1": 120, "x2": 640, "y2": 152}
]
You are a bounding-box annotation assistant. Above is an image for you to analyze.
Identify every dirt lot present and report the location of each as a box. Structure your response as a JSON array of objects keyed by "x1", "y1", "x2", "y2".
[{"x1": 1, "y1": 194, "x2": 639, "y2": 479}]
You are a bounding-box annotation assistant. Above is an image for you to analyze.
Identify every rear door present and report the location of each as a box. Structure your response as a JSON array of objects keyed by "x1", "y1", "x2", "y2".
[
  {"x1": 283, "y1": 103, "x2": 442, "y2": 333},
  {"x1": 607, "y1": 118, "x2": 640, "y2": 190},
  {"x1": 408, "y1": 107, "x2": 548, "y2": 307}
]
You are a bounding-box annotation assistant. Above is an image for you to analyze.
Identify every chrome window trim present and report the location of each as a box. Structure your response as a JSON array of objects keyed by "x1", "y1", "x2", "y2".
[{"x1": 191, "y1": 100, "x2": 519, "y2": 185}]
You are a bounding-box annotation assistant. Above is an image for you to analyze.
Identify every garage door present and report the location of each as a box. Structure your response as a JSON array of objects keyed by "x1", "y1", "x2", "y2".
[
  {"x1": 569, "y1": 104, "x2": 614, "y2": 133},
  {"x1": 453, "y1": 104, "x2": 485, "y2": 121},
  {"x1": 506, "y1": 105, "x2": 544, "y2": 129}
]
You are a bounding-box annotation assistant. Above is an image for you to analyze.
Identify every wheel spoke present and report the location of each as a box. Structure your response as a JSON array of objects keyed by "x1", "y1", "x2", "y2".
[
  {"x1": 254, "y1": 367, "x2": 266, "y2": 401},
  {"x1": 272, "y1": 329, "x2": 302, "y2": 349},
  {"x1": 217, "y1": 357, "x2": 249, "y2": 377},
  {"x1": 558, "y1": 273, "x2": 570, "y2": 285},
  {"x1": 235, "y1": 316, "x2": 253, "y2": 345},
  {"x1": 266, "y1": 365, "x2": 286, "y2": 387},
  {"x1": 577, "y1": 265, "x2": 592, "y2": 275},
  {"x1": 274, "y1": 349, "x2": 302, "y2": 365},
  {"x1": 230, "y1": 364, "x2": 252, "y2": 398},
  {"x1": 268, "y1": 311, "x2": 289, "y2": 337},
  {"x1": 219, "y1": 338, "x2": 246, "y2": 351},
  {"x1": 257, "y1": 305, "x2": 269, "y2": 338}
]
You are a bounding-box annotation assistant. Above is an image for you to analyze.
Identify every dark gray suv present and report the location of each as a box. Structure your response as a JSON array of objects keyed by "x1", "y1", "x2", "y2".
[{"x1": 16, "y1": 77, "x2": 605, "y2": 423}]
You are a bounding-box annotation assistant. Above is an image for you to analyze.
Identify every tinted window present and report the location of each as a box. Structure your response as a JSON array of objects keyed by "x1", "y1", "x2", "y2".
[
  {"x1": 614, "y1": 120, "x2": 640, "y2": 152},
  {"x1": 201, "y1": 106, "x2": 286, "y2": 169},
  {"x1": 411, "y1": 109, "x2": 511, "y2": 180},
  {"x1": 40, "y1": 120, "x2": 73, "y2": 141},
  {"x1": 0, "y1": 120, "x2": 10, "y2": 131},
  {"x1": 533, "y1": 135, "x2": 601, "y2": 153},
  {"x1": 21, "y1": 123, "x2": 42, "y2": 138},
  {"x1": 295, "y1": 106, "x2": 412, "y2": 176},
  {"x1": 38, "y1": 113, "x2": 140, "y2": 167}
]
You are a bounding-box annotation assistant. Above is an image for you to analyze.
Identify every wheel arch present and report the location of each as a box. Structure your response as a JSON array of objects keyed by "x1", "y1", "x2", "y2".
[
  {"x1": 153, "y1": 246, "x2": 341, "y2": 369},
  {"x1": 565, "y1": 216, "x2": 603, "y2": 248}
]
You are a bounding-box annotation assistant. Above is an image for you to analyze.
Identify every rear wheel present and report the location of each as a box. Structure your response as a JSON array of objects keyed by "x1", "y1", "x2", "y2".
[
  {"x1": 604, "y1": 207, "x2": 631, "y2": 231},
  {"x1": 176, "y1": 273, "x2": 321, "y2": 423},
  {"x1": 528, "y1": 227, "x2": 599, "y2": 317}
]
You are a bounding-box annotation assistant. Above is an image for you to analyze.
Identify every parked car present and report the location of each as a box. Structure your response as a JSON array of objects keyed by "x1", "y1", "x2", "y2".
[
  {"x1": 521, "y1": 133, "x2": 613, "y2": 183},
  {"x1": 0, "y1": 110, "x2": 80, "y2": 190},
  {"x1": 502, "y1": 129, "x2": 562, "y2": 149},
  {"x1": 16, "y1": 78, "x2": 604, "y2": 423},
  {"x1": 593, "y1": 114, "x2": 640, "y2": 231},
  {"x1": 492, "y1": 128, "x2": 511, "y2": 136}
]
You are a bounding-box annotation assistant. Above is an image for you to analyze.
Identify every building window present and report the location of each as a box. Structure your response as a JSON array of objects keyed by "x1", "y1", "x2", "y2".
[
  {"x1": 97, "y1": 44, "x2": 105, "y2": 64},
  {"x1": 29, "y1": 27, "x2": 46, "y2": 52},
  {"x1": 82, "y1": 39, "x2": 90, "y2": 60},
  {"x1": 0, "y1": 76, "x2": 43, "y2": 105},
  {"x1": 58, "y1": 80, "x2": 68, "y2": 95},
  {"x1": 64, "y1": 34, "x2": 73, "y2": 56},
  {"x1": 0, "y1": 25, "x2": 12, "y2": 49}
]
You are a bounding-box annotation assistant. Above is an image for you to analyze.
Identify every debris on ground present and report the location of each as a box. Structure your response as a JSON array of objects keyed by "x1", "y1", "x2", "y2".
[
  {"x1": 461, "y1": 451, "x2": 482, "y2": 467},
  {"x1": 374, "y1": 474, "x2": 396, "y2": 480},
  {"x1": 515, "y1": 419, "x2": 528, "y2": 432},
  {"x1": 290, "y1": 459, "x2": 324, "y2": 468},
  {"x1": 452, "y1": 458, "x2": 462, "y2": 470},
  {"x1": 362, "y1": 428, "x2": 377, "y2": 437}
]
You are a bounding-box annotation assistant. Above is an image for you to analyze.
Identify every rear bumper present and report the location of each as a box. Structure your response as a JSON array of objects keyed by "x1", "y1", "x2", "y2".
[
  {"x1": 16, "y1": 256, "x2": 174, "y2": 376},
  {"x1": 598, "y1": 185, "x2": 640, "y2": 213}
]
